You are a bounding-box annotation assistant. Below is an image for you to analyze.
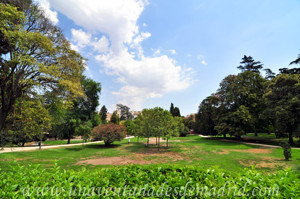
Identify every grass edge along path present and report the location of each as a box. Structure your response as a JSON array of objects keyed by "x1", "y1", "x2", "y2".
[{"x1": 0, "y1": 136, "x2": 134, "y2": 154}]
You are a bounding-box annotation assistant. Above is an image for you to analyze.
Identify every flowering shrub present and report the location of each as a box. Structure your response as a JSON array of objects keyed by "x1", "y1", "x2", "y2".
[{"x1": 92, "y1": 123, "x2": 126, "y2": 146}]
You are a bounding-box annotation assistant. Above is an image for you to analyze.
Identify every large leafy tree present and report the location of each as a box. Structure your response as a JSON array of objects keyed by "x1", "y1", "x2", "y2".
[
  {"x1": 196, "y1": 94, "x2": 220, "y2": 136},
  {"x1": 212, "y1": 69, "x2": 266, "y2": 138},
  {"x1": 72, "y1": 77, "x2": 101, "y2": 122},
  {"x1": 51, "y1": 77, "x2": 101, "y2": 143},
  {"x1": 264, "y1": 74, "x2": 300, "y2": 144},
  {"x1": 0, "y1": 2, "x2": 85, "y2": 136}
]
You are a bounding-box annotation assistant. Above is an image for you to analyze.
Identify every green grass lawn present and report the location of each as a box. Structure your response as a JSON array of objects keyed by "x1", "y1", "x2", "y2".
[
  {"x1": 208, "y1": 133, "x2": 300, "y2": 147},
  {"x1": 0, "y1": 135, "x2": 299, "y2": 176}
]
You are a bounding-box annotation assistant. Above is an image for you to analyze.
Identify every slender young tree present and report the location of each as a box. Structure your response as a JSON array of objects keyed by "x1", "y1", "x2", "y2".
[
  {"x1": 99, "y1": 105, "x2": 108, "y2": 123},
  {"x1": 170, "y1": 103, "x2": 175, "y2": 116}
]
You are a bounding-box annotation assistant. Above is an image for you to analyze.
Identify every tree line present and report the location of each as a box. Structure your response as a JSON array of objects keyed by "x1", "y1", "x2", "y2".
[{"x1": 194, "y1": 55, "x2": 300, "y2": 144}]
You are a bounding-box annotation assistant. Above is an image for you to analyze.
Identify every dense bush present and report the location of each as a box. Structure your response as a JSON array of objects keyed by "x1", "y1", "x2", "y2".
[
  {"x1": 92, "y1": 123, "x2": 126, "y2": 146},
  {"x1": 0, "y1": 164, "x2": 299, "y2": 198}
]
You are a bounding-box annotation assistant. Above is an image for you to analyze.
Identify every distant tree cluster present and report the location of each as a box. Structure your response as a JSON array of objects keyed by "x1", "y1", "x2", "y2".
[
  {"x1": 170, "y1": 103, "x2": 181, "y2": 117},
  {"x1": 195, "y1": 55, "x2": 300, "y2": 144}
]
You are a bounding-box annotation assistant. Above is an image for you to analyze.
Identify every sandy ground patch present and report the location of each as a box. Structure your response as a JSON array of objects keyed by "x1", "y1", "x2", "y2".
[
  {"x1": 239, "y1": 160, "x2": 285, "y2": 169},
  {"x1": 76, "y1": 149, "x2": 185, "y2": 166},
  {"x1": 232, "y1": 148, "x2": 272, "y2": 154}
]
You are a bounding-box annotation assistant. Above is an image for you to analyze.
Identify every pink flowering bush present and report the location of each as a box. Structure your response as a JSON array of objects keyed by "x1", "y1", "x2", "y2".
[{"x1": 92, "y1": 123, "x2": 126, "y2": 146}]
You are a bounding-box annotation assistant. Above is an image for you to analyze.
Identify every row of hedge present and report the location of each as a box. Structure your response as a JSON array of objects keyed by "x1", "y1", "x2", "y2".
[{"x1": 0, "y1": 164, "x2": 299, "y2": 198}]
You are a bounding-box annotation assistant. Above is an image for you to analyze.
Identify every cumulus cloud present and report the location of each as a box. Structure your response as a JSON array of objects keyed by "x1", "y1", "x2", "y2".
[
  {"x1": 36, "y1": 0, "x2": 59, "y2": 24},
  {"x1": 71, "y1": 29, "x2": 91, "y2": 48},
  {"x1": 46, "y1": 0, "x2": 192, "y2": 110}
]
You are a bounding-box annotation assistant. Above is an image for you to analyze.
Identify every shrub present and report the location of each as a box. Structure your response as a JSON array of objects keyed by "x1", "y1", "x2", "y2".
[
  {"x1": 92, "y1": 123, "x2": 126, "y2": 146},
  {"x1": 280, "y1": 141, "x2": 292, "y2": 161},
  {"x1": 0, "y1": 164, "x2": 299, "y2": 198}
]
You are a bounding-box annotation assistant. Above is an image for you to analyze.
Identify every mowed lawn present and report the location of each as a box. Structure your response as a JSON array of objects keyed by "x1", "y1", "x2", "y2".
[{"x1": 0, "y1": 135, "x2": 299, "y2": 175}]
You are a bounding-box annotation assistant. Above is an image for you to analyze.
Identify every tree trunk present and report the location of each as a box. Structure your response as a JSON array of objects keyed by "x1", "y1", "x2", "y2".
[
  {"x1": 147, "y1": 137, "x2": 149, "y2": 147},
  {"x1": 223, "y1": 134, "x2": 226, "y2": 138},
  {"x1": 167, "y1": 138, "x2": 168, "y2": 148},
  {"x1": 158, "y1": 136, "x2": 160, "y2": 151},
  {"x1": 254, "y1": 131, "x2": 258, "y2": 136},
  {"x1": 156, "y1": 136, "x2": 158, "y2": 145},
  {"x1": 67, "y1": 137, "x2": 71, "y2": 144},
  {"x1": 22, "y1": 142, "x2": 25, "y2": 147},
  {"x1": 288, "y1": 129, "x2": 294, "y2": 145}
]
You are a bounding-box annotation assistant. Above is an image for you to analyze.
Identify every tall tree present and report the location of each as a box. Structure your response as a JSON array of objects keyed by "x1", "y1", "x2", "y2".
[
  {"x1": 116, "y1": 104, "x2": 133, "y2": 121},
  {"x1": 0, "y1": 2, "x2": 85, "y2": 136},
  {"x1": 99, "y1": 105, "x2": 108, "y2": 123},
  {"x1": 72, "y1": 77, "x2": 101, "y2": 122},
  {"x1": 170, "y1": 103, "x2": 175, "y2": 116},
  {"x1": 237, "y1": 55, "x2": 263, "y2": 73},
  {"x1": 264, "y1": 74, "x2": 300, "y2": 144}
]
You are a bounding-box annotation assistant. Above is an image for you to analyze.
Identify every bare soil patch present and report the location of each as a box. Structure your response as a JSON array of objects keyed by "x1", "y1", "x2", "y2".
[
  {"x1": 77, "y1": 157, "x2": 147, "y2": 165},
  {"x1": 76, "y1": 149, "x2": 185, "y2": 166},
  {"x1": 239, "y1": 160, "x2": 285, "y2": 169},
  {"x1": 216, "y1": 150, "x2": 230, "y2": 155},
  {"x1": 231, "y1": 148, "x2": 272, "y2": 154}
]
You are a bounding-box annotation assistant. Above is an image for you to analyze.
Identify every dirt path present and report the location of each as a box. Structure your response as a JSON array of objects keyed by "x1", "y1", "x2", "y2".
[
  {"x1": 0, "y1": 136, "x2": 134, "y2": 154},
  {"x1": 199, "y1": 135, "x2": 300, "y2": 149}
]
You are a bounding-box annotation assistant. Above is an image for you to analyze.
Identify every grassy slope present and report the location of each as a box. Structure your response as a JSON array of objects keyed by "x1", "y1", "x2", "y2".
[{"x1": 0, "y1": 135, "x2": 299, "y2": 175}]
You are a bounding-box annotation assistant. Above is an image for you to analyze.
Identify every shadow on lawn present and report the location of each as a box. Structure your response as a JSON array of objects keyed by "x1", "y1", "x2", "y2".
[
  {"x1": 189, "y1": 136, "x2": 260, "y2": 148},
  {"x1": 83, "y1": 144, "x2": 121, "y2": 149}
]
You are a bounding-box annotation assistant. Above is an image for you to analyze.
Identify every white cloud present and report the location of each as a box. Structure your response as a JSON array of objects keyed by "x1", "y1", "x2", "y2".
[
  {"x1": 71, "y1": 29, "x2": 91, "y2": 48},
  {"x1": 197, "y1": 54, "x2": 208, "y2": 65},
  {"x1": 47, "y1": 0, "x2": 192, "y2": 109},
  {"x1": 92, "y1": 36, "x2": 110, "y2": 53},
  {"x1": 170, "y1": 49, "x2": 176, "y2": 54},
  {"x1": 36, "y1": 0, "x2": 59, "y2": 24},
  {"x1": 201, "y1": 60, "x2": 208, "y2": 65}
]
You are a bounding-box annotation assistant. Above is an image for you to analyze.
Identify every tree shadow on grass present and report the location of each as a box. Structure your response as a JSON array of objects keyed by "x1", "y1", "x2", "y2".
[
  {"x1": 65, "y1": 147, "x2": 85, "y2": 151},
  {"x1": 188, "y1": 137, "x2": 260, "y2": 148},
  {"x1": 84, "y1": 144, "x2": 121, "y2": 149}
]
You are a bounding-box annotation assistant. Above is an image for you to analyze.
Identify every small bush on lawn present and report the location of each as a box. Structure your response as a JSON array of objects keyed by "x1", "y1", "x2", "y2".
[
  {"x1": 0, "y1": 164, "x2": 299, "y2": 198},
  {"x1": 280, "y1": 141, "x2": 292, "y2": 161},
  {"x1": 92, "y1": 123, "x2": 126, "y2": 146}
]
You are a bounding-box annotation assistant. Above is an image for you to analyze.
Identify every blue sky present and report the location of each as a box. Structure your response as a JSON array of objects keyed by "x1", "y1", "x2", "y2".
[{"x1": 37, "y1": 0, "x2": 300, "y2": 115}]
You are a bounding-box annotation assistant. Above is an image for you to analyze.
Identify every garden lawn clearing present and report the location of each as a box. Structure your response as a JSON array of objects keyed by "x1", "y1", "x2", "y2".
[{"x1": 0, "y1": 135, "x2": 299, "y2": 176}]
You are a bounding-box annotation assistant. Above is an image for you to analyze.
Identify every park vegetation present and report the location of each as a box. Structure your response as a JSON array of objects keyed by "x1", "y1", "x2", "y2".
[{"x1": 194, "y1": 55, "x2": 300, "y2": 145}]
